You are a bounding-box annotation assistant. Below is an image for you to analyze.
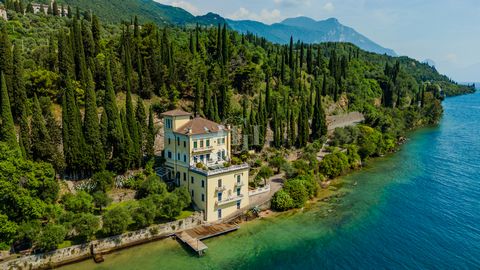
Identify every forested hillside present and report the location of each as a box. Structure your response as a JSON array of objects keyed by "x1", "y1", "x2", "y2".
[{"x1": 0, "y1": 1, "x2": 474, "y2": 252}]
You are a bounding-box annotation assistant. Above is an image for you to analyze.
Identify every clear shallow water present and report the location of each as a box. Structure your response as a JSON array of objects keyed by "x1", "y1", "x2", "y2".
[{"x1": 62, "y1": 92, "x2": 480, "y2": 270}]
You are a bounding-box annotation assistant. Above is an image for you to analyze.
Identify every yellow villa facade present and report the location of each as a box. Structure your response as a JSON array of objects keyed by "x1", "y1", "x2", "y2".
[{"x1": 160, "y1": 109, "x2": 250, "y2": 222}]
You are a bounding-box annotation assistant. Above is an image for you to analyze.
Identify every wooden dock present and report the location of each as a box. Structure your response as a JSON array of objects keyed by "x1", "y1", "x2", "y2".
[{"x1": 175, "y1": 223, "x2": 239, "y2": 255}]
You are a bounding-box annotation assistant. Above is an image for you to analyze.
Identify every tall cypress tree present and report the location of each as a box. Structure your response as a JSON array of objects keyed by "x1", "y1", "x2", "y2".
[
  {"x1": 194, "y1": 79, "x2": 201, "y2": 116},
  {"x1": 0, "y1": 73, "x2": 18, "y2": 151},
  {"x1": 19, "y1": 105, "x2": 31, "y2": 159},
  {"x1": 91, "y1": 14, "x2": 101, "y2": 55},
  {"x1": 0, "y1": 25, "x2": 14, "y2": 102},
  {"x1": 126, "y1": 85, "x2": 141, "y2": 167},
  {"x1": 146, "y1": 107, "x2": 155, "y2": 160},
  {"x1": 84, "y1": 70, "x2": 105, "y2": 172},
  {"x1": 135, "y1": 97, "x2": 147, "y2": 155},
  {"x1": 11, "y1": 44, "x2": 27, "y2": 121},
  {"x1": 311, "y1": 83, "x2": 327, "y2": 140},
  {"x1": 120, "y1": 108, "x2": 135, "y2": 170},
  {"x1": 31, "y1": 95, "x2": 59, "y2": 168},
  {"x1": 62, "y1": 78, "x2": 86, "y2": 176},
  {"x1": 289, "y1": 36, "x2": 294, "y2": 69}
]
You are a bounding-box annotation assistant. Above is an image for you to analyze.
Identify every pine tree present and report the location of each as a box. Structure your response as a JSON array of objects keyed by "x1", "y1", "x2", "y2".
[
  {"x1": 0, "y1": 73, "x2": 18, "y2": 151},
  {"x1": 11, "y1": 43, "x2": 27, "y2": 122},
  {"x1": 83, "y1": 70, "x2": 105, "y2": 172}
]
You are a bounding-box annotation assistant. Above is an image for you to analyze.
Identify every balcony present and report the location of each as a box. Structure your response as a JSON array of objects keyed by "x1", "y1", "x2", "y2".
[
  {"x1": 190, "y1": 163, "x2": 250, "y2": 176},
  {"x1": 215, "y1": 185, "x2": 226, "y2": 192},
  {"x1": 234, "y1": 181, "x2": 244, "y2": 187},
  {"x1": 192, "y1": 146, "x2": 214, "y2": 153},
  {"x1": 216, "y1": 194, "x2": 244, "y2": 206}
]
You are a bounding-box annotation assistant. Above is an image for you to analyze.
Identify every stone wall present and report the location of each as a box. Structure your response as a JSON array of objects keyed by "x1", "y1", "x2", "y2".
[{"x1": 0, "y1": 213, "x2": 204, "y2": 270}]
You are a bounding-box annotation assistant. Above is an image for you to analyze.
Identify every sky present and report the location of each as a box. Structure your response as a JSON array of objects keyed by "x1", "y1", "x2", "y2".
[{"x1": 156, "y1": 0, "x2": 480, "y2": 82}]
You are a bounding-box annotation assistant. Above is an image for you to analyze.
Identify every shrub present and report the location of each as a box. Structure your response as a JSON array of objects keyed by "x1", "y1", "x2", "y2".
[
  {"x1": 102, "y1": 207, "x2": 132, "y2": 236},
  {"x1": 319, "y1": 152, "x2": 350, "y2": 179},
  {"x1": 271, "y1": 190, "x2": 294, "y2": 211},
  {"x1": 137, "y1": 175, "x2": 167, "y2": 199},
  {"x1": 283, "y1": 179, "x2": 309, "y2": 208},
  {"x1": 62, "y1": 191, "x2": 94, "y2": 213},
  {"x1": 91, "y1": 170, "x2": 114, "y2": 192},
  {"x1": 73, "y1": 213, "x2": 99, "y2": 241}
]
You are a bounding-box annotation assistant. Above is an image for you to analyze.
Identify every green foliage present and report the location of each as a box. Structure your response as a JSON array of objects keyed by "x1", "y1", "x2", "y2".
[
  {"x1": 271, "y1": 190, "x2": 294, "y2": 211},
  {"x1": 102, "y1": 206, "x2": 132, "y2": 236},
  {"x1": 137, "y1": 175, "x2": 167, "y2": 199},
  {"x1": 61, "y1": 191, "x2": 94, "y2": 213},
  {"x1": 72, "y1": 213, "x2": 99, "y2": 241},
  {"x1": 34, "y1": 223, "x2": 66, "y2": 251},
  {"x1": 91, "y1": 170, "x2": 114, "y2": 192},
  {"x1": 283, "y1": 179, "x2": 309, "y2": 208},
  {"x1": 92, "y1": 191, "x2": 111, "y2": 210},
  {"x1": 319, "y1": 151, "x2": 350, "y2": 178}
]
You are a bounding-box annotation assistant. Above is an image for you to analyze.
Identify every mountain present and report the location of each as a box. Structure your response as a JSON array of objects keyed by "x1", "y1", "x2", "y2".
[
  {"x1": 59, "y1": 0, "x2": 395, "y2": 55},
  {"x1": 227, "y1": 17, "x2": 396, "y2": 56}
]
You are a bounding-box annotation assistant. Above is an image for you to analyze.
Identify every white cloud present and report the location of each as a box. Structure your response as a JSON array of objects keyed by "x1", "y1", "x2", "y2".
[
  {"x1": 273, "y1": 0, "x2": 311, "y2": 8},
  {"x1": 155, "y1": 0, "x2": 201, "y2": 15},
  {"x1": 229, "y1": 7, "x2": 282, "y2": 24},
  {"x1": 323, "y1": 2, "x2": 335, "y2": 12}
]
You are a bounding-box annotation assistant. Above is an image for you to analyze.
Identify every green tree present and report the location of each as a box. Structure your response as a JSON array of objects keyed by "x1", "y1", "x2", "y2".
[
  {"x1": 73, "y1": 213, "x2": 99, "y2": 241},
  {"x1": 34, "y1": 223, "x2": 66, "y2": 251},
  {"x1": 137, "y1": 175, "x2": 167, "y2": 199},
  {"x1": 62, "y1": 191, "x2": 94, "y2": 213},
  {"x1": 257, "y1": 166, "x2": 274, "y2": 186},
  {"x1": 92, "y1": 191, "x2": 111, "y2": 211},
  {"x1": 0, "y1": 73, "x2": 19, "y2": 152},
  {"x1": 271, "y1": 190, "x2": 294, "y2": 211},
  {"x1": 102, "y1": 206, "x2": 132, "y2": 236}
]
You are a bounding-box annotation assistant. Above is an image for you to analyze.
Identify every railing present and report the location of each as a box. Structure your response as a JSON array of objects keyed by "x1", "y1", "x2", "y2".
[
  {"x1": 192, "y1": 146, "x2": 214, "y2": 153},
  {"x1": 235, "y1": 181, "x2": 244, "y2": 187},
  {"x1": 190, "y1": 163, "x2": 250, "y2": 176},
  {"x1": 216, "y1": 194, "x2": 244, "y2": 206},
  {"x1": 248, "y1": 184, "x2": 271, "y2": 197},
  {"x1": 215, "y1": 185, "x2": 226, "y2": 192}
]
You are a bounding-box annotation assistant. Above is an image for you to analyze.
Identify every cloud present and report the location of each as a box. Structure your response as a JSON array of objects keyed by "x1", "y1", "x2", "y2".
[
  {"x1": 155, "y1": 0, "x2": 201, "y2": 15},
  {"x1": 229, "y1": 7, "x2": 282, "y2": 24},
  {"x1": 273, "y1": 0, "x2": 311, "y2": 8},
  {"x1": 445, "y1": 53, "x2": 458, "y2": 64},
  {"x1": 323, "y1": 2, "x2": 335, "y2": 12}
]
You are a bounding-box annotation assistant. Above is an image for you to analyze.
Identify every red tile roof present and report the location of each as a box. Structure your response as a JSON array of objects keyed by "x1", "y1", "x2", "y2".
[{"x1": 175, "y1": 117, "x2": 227, "y2": 135}]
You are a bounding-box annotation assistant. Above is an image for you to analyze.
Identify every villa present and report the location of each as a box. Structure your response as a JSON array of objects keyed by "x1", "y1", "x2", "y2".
[
  {"x1": 0, "y1": 7, "x2": 7, "y2": 20},
  {"x1": 160, "y1": 109, "x2": 250, "y2": 222}
]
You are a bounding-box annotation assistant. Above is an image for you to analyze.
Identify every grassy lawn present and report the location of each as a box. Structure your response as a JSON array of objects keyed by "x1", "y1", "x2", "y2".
[
  {"x1": 58, "y1": 240, "x2": 73, "y2": 249},
  {"x1": 175, "y1": 209, "x2": 194, "y2": 220}
]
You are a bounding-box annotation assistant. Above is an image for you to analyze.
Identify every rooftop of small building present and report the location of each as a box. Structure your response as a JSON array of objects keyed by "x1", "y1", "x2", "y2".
[
  {"x1": 176, "y1": 117, "x2": 227, "y2": 136},
  {"x1": 160, "y1": 109, "x2": 193, "y2": 117}
]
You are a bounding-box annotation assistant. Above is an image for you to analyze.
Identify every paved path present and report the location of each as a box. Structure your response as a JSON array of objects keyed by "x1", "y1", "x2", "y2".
[
  {"x1": 327, "y1": 112, "x2": 365, "y2": 132},
  {"x1": 248, "y1": 173, "x2": 285, "y2": 207}
]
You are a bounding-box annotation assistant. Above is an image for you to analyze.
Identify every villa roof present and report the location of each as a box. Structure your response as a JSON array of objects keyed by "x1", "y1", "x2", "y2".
[
  {"x1": 160, "y1": 109, "x2": 192, "y2": 117},
  {"x1": 175, "y1": 117, "x2": 226, "y2": 135}
]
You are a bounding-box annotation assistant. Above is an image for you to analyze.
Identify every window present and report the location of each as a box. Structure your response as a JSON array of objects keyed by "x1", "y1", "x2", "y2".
[
  {"x1": 217, "y1": 209, "x2": 222, "y2": 219},
  {"x1": 177, "y1": 137, "x2": 180, "y2": 146},
  {"x1": 183, "y1": 172, "x2": 186, "y2": 181},
  {"x1": 236, "y1": 201, "x2": 240, "y2": 209},
  {"x1": 183, "y1": 155, "x2": 187, "y2": 162},
  {"x1": 194, "y1": 156, "x2": 198, "y2": 163},
  {"x1": 206, "y1": 139, "x2": 210, "y2": 147},
  {"x1": 237, "y1": 188, "x2": 241, "y2": 196},
  {"x1": 177, "y1": 153, "x2": 180, "y2": 160},
  {"x1": 194, "y1": 141, "x2": 198, "y2": 148},
  {"x1": 217, "y1": 151, "x2": 222, "y2": 160},
  {"x1": 217, "y1": 179, "x2": 222, "y2": 187},
  {"x1": 217, "y1": 192, "x2": 222, "y2": 201},
  {"x1": 183, "y1": 141, "x2": 186, "y2": 147},
  {"x1": 167, "y1": 151, "x2": 172, "y2": 159},
  {"x1": 237, "y1": 175, "x2": 241, "y2": 183},
  {"x1": 165, "y1": 119, "x2": 172, "y2": 129},
  {"x1": 168, "y1": 138, "x2": 171, "y2": 144},
  {"x1": 200, "y1": 140, "x2": 204, "y2": 148},
  {"x1": 191, "y1": 190, "x2": 194, "y2": 198},
  {"x1": 201, "y1": 180, "x2": 205, "y2": 188},
  {"x1": 191, "y1": 177, "x2": 194, "y2": 184},
  {"x1": 200, "y1": 155, "x2": 204, "y2": 162},
  {"x1": 201, "y1": 194, "x2": 205, "y2": 202},
  {"x1": 206, "y1": 154, "x2": 210, "y2": 161}
]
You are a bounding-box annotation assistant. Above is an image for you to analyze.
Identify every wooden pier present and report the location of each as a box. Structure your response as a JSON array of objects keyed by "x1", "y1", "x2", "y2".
[{"x1": 175, "y1": 223, "x2": 239, "y2": 255}]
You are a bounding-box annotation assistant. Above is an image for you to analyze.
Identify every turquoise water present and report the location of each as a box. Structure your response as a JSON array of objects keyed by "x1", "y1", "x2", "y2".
[{"x1": 62, "y1": 92, "x2": 480, "y2": 269}]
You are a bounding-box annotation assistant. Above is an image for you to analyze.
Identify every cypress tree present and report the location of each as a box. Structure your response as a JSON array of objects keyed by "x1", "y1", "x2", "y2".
[
  {"x1": 146, "y1": 107, "x2": 155, "y2": 160},
  {"x1": 194, "y1": 79, "x2": 201, "y2": 116},
  {"x1": 92, "y1": 14, "x2": 101, "y2": 55},
  {"x1": 40, "y1": 97, "x2": 62, "y2": 145},
  {"x1": 31, "y1": 95, "x2": 59, "y2": 167},
  {"x1": 26, "y1": 3, "x2": 34, "y2": 13},
  {"x1": 84, "y1": 70, "x2": 105, "y2": 172},
  {"x1": 11, "y1": 44, "x2": 27, "y2": 121},
  {"x1": 120, "y1": 108, "x2": 135, "y2": 169},
  {"x1": 289, "y1": 36, "x2": 294, "y2": 69},
  {"x1": 311, "y1": 83, "x2": 327, "y2": 140},
  {"x1": 62, "y1": 78, "x2": 86, "y2": 176},
  {"x1": 222, "y1": 24, "x2": 229, "y2": 65},
  {"x1": 104, "y1": 60, "x2": 125, "y2": 171},
  {"x1": 58, "y1": 30, "x2": 75, "y2": 80},
  {"x1": 135, "y1": 97, "x2": 147, "y2": 155},
  {"x1": 265, "y1": 72, "x2": 271, "y2": 117},
  {"x1": 203, "y1": 80, "x2": 212, "y2": 119},
  {"x1": 126, "y1": 85, "x2": 141, "y2": 167},
  {"x1": 19, "y1": 105, "x2": 31, "y2": 159},
  {"x1": 53, "y1": 1, "x2": 59, "y2": 16},
  {"x1": 0, "y1": 73, "x2": 18, "y2": 151},
  {"x1": 0, "y1": 25, "x2": 14, "y2": 102}
]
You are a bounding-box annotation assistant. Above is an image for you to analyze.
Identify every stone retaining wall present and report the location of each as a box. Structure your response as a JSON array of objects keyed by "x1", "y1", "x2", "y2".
[{"x1": 1, "y1": 213, "x2": 204, "y2": 270}]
